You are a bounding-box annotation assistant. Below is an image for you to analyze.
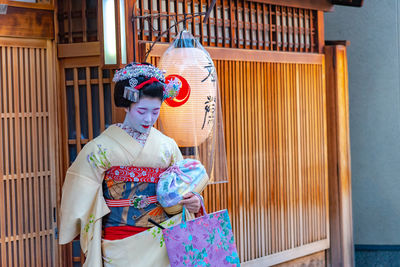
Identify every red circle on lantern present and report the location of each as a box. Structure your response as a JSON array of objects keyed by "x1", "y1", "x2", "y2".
[{"x1": 165, "y1": 74, "x2": 191, "y2": 107}]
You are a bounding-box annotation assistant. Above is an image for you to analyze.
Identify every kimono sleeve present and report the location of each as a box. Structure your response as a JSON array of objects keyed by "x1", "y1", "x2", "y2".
[
  {"x1": 170, "y1": 139, "x2": 183, "y2": 164},
  {"x1": 59, "y1": 140, "x2": 111, "y2": 267}
]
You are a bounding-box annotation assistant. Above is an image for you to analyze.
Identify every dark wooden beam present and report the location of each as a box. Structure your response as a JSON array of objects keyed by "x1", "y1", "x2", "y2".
[
  {"x1": 331, "y1": 0, "x2": 364, "y2": 7},
  {"x1": 249, "y1": 0, "x2": 334, "y2": 12},
  {"x1": 325, "y1": 40, "x2": 351, "y2": 47},
  {"x1": 0, "y1": 6, "x2": 54, "y2": 39}
]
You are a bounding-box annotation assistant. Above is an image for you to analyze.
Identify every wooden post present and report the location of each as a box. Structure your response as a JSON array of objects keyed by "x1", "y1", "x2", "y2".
[
  {"x1": 317, "y1": 11, "x2": 324, "y2": 53},
  {"x1": 325, "y1": 43, "x2": 354, "y2": 267}
]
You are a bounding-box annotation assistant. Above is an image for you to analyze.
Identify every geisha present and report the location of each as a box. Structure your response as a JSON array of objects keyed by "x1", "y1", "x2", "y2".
[{"x1": 59, "y1": 63, "x2": 205, "y2": 266}]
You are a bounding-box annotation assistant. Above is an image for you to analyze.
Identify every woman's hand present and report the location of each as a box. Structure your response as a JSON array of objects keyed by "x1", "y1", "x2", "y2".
[{"x1": 179, "y1": 192, "x2": 201, "y2": 213}]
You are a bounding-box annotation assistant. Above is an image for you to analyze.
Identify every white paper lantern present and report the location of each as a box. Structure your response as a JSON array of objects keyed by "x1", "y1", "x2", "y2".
[{"x1": 159, "y1": 31, "x2": 217, "y2": 147}]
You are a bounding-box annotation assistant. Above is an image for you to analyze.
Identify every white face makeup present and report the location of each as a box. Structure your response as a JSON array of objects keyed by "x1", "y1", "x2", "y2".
[{"x1": 124, "y1": 97, "x2": 162, "y2": 134}]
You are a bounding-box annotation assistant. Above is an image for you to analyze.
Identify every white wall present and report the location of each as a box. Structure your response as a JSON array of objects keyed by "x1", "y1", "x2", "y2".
[{"x1": 325, "y1": 0, "x2": 400, "y2": 244}]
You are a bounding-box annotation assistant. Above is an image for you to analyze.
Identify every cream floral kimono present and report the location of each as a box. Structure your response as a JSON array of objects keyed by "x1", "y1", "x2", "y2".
[{"x1": 59, "y1": 125, "x2": 185, "y2": 267}]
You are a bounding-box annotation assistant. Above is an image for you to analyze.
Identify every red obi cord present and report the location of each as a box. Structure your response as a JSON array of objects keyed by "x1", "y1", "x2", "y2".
[
  {"x1": 105, "y1": 166, "x2": 166, "y2": 183},
  {"x1": 103, "y1": 226, "x2": 149, "y2": 240}
]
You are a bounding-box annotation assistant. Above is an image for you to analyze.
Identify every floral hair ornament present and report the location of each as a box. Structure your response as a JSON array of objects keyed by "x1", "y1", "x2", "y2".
[
  {"x1": 113, "y1": 62, "x2": 181, "y2": 102},
  {"x1": 163, "y1": 76, "x2": 181, "y2": 100}
]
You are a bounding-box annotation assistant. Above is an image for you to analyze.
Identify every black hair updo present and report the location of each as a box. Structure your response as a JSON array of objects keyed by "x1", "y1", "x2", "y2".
[{"x1": 114, "y1": 63, "x2": 164, "y2": 108}]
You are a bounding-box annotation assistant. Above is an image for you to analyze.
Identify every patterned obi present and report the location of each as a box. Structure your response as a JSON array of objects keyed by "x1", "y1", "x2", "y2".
[{"x1": 102, "y1": 166, "x2": 168, "y2": 229}]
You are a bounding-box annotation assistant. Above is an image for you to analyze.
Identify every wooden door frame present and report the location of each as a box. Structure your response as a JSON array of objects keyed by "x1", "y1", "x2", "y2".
[{"x1": 325, "y1": 43, "x2": 354, "y2": 266}]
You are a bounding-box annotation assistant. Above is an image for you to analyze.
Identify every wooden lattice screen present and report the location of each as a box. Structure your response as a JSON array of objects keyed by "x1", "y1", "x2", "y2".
[
  {"x1": 57, "y1": 0, "x2": 321, "y2": 53},
  {"x1": 0, "y1": 38, "x2": 57, "y2": 267},
  {"x1": 57, "y1": 0, "x2": 99, "y2": 43},
  {"x1": 137, "y1": 0, "x2": 320, "y2": 52},
  {"x1": 61, "y1": 67, "x2": 114, "y2": 161}
]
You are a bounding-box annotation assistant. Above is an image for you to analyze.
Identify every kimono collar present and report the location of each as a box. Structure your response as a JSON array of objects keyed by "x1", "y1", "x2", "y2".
[
  {"x1": 115, "y1": 123, "x2": 149, "y2": 146},
  {"x1": 103, "y1": 125, "x2": 155, "y2": 161}
]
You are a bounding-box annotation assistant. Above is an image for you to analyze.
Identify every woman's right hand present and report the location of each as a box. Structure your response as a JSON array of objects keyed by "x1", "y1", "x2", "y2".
[{"x1": 179, "y1": 192, "x2": 201, "y2": 213}]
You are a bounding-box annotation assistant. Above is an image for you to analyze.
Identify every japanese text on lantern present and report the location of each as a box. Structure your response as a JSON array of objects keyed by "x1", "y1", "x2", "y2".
[
  {"x1": 202, "y1": 96, "x2": 216, "y2": 130},
  {"x1": 202, "y1": 59, "x2": 216, "y2": 83}
]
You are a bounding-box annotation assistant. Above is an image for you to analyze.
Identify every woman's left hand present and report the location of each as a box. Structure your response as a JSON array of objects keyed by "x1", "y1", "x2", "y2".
[{"x1": 179, "y1": 192, "x2": 201, "y2": 213}]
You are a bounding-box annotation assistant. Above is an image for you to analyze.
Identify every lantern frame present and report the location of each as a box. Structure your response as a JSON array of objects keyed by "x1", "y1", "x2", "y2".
[{"x1": 99, "y1": 0, "x2": 136, "y2": 69}]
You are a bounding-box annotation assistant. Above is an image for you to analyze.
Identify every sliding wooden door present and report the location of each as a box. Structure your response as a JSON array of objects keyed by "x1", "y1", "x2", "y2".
[{"x1": 0, "y1": 37, "x2": 57, "y2": 267}]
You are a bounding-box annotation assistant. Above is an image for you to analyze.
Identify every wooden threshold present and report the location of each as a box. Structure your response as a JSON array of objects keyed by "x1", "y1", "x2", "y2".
[{"x1": 242, "y1": 239, "x2": 329, "y2": 267}]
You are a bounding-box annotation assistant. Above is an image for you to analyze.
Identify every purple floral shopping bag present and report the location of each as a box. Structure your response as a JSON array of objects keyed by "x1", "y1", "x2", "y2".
[{"x1": 162, "y1": 202, "x2": 240, "y2": 267}]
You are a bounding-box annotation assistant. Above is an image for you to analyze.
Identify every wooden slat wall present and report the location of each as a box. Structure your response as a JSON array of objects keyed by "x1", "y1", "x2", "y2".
[
  {"x1": 0, "y1": 38, "x2": 56, "y2": 267},
  {"x1": 149, "y1": 53, "x2": 329, "y2": 264}
]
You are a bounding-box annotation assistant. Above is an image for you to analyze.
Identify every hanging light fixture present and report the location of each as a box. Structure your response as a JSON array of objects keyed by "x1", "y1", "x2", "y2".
[
  {"x1": 158, "y1": 30, "x2": 218, "y2": 147},
  {"x1": 100, "y1": 0, "x2": 135, "y2": 68}
]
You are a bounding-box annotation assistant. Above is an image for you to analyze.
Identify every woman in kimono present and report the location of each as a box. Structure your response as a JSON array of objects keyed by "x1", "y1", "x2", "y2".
[{"x1": 59, "y1": 63, "x2": 203, "y2": 267}]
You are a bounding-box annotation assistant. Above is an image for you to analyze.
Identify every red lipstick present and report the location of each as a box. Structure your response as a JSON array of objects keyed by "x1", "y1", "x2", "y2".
[{"x1": 142, "y1": 125, "x2": 150, "y2": 129}]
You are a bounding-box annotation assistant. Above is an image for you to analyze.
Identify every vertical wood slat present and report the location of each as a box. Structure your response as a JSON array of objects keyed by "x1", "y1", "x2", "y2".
[
  {"x1": 46, "y1": 40, "x2": 56, "y2": 267},
  {"x1": 0, "y1": 46, "x2": 6, "y2": 267},
  {"x1": 37, "y1": 48, "x2": 45, "y2": 266},
  {"x1": 249, "y1": 2, "x2": 254, "y2": 49},
  {"x1": 33, "y1": 47, "x2": 41, "y2": 267},
  {"x1": 98, "y1": 67, "x2": 106, "y2": 132},
  {"x1": 86, "y1": 67, "x2": 94, "y2": 140},
  {"x1": 82, "y1": 0, "x2": 87, "y2": 42},
  {"x1": 73, "y1": 68, "x2": 81, "y2": 153},
  {"x1": 67, "y1": 0, "x2": 73, "y2": 43},
  {"x1": 5, "y1": 46, "x2": 12, "y2": 267},
  {"x1": 206, "y1": 0, "x2": 212, "y2": 47},
  {"x1": 243, "y1": 1, "x2": 247, "y2": 49},
  {"x1": 26, "y1": 47, "x2": 35, "y2": 267},
  {"x1": 317, "y1": 11, "x2": 324, "y2": 54},
  {"x1": 14, "y1": 46, "x2": 24, "y2": 267},
  {"x1": 19, "y1": 47, "x2": 27, "y2": 267}
]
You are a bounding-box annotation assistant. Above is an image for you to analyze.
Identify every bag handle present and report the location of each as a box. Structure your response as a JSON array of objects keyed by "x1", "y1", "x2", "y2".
[{"x1": 181, "y1": 192, "x2": 207, "y2": 223}]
